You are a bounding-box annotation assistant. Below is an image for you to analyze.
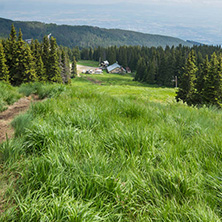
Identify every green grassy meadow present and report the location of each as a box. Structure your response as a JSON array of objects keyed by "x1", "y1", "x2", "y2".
[
  {"x1": 77, "y1": 60, "x2": 100, "y2": 67},
  {"x1": 0, "y1": 73, "x2": 222, "y2": 221}
]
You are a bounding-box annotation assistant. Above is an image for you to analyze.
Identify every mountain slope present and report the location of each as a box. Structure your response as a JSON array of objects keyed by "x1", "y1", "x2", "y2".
[{"x1": 0, "y1": 17, "x2": 192, "y2": 48}]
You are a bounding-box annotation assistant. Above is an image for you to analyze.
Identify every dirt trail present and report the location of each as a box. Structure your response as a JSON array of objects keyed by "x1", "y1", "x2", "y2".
[
  {"x1": 86, "y1": 77, "x2": 103, "y2": 85},
  {"x1": 0, "y1": 96, "x2": 34, "y2": 143},
  {"x1": 0, "y1": 96, "x2": 41, "y2": 215}
]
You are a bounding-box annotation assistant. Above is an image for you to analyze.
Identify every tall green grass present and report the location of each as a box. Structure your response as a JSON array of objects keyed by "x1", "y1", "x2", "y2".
[
  {"x1": 1, "y1": 77, "x2": 222, "y2": 221},
  {"x1": 0, "y1": 81, "x2": 22, "y2": 112}
]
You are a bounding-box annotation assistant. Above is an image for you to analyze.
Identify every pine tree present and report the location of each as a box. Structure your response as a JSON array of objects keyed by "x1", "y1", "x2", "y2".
[
  {"x1": 119, "y1": 46, "x2": 127, "y2": 67},
  {"x1": 89, "y1": 47, "x2": 93, "y2": 60},
  {"x1": 60, "y1": 49, "x2": 70, "y2": 84},
  {"x1": 146, "y1": 58, "x2": 156, "y2": 84},
  {"x1": 72, "y1": 46, "x2": 80, "y2": 61},
  {"x1": 164, "y1": 52, "x2": 176, "y2": 86},
  {"x1": 195, "y1": 56, "x2": 209, "y2": 104},
  {"x1": 157, "y1": 53, "x2": 167, "y2": 85},
  {"x1": 42, "y1": 36, "x2": 50, "y2": 78},
  {"x1": 13, "y1": 29, "x2": 37, "y2": 85},
  {"x1": 22, "y1": 45, "x2": 37, "y2": 83},
  {"x1": 135, "y1": 57, "x2": 146, "y2": 82},
  {"x1": 203, "y1": 53, "x2": 222, "y2": 107},
  {"x1": 48, "y1": 37, "x2": 62, "y2": 83},
  {"x1": 4, "y1": 24, "x2": 17, "y2": 84},
  {"x1": 71, "y1": 56, "x2": 77, "y2": 78},
  {"x1": 35, "y1": 52, "x2": 45, "y2": 82},
  {"x1": 176, "y1": 50, "x2": 197, "y2": 105},
  {"x1": 0, "y1": 44, "x2": 9, "y2": 82}
]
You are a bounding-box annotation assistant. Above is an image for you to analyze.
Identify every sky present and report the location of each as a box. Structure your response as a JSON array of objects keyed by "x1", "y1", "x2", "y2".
[{"x1": 1, "y1": 0, "x2": 222, "y2": 45}]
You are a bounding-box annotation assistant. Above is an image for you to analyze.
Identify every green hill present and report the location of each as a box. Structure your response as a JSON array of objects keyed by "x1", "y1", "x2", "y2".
[
  {"x1": 0, "y1": 17, "x2": 192, "y2": 48},
  {"x1": 1, "y1": 73, "x2": 222, "y2": 220}
]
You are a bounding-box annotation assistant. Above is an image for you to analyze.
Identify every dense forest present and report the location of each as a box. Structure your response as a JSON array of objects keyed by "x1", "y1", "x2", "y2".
[
  {"x1": 0, "y1": 25, "x2": 77, "y2": 86},
  {"x1": 80, "y1": 44, "x2": 221, "y2": 84},
  {"x1": 176, "y1": 50, "x2": 222, "y2": 107},
  {"x1": 0, "y1": 17, "x2": 192, "y2": 48},
  {"x1": 79, "y1": 44, "x2": 222, "y2": 107}
]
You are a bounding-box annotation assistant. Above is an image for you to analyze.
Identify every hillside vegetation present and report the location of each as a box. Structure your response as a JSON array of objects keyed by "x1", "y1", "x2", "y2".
[
  {"x1": 0, "y1": 73, "x2": 222, "y2": 221},
  {"x1": 0, "y1": 17, "x2": 192, "y2": 48}
]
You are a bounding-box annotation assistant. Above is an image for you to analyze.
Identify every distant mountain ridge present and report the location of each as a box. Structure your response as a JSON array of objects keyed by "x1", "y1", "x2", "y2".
[
  {"x1": 0, "y1": 17, "x2": 192, "y2": 48},
  {"x1": 186, "y1": 40, "x2": 205, "y2": 46}
]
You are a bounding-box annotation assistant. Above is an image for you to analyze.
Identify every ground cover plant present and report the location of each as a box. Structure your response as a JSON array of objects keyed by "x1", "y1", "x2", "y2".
[
  {"x1": 0, "y1": 74, "x2": 222, "y2": 221},
  {"x1": 0, "y1": 81, "x2": 21, "y2": 112}
]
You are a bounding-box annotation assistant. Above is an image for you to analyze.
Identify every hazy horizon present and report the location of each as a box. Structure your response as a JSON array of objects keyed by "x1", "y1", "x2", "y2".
[{"x1": 1, "y1": 0, "x2": 222, "y2": 45}]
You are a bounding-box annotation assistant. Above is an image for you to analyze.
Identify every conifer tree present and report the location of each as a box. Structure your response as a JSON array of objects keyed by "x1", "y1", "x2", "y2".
[
  {"x1": 157, "y1": 54, "x2": 167, "y2": 85},
  {"x1": 0, "y1": 43, "x2": 9, "y2": 82},
  {"x1": 22, "y1": 45, "x2": 37, "y2": 83},
  {"x1": 146, "y1": 58, "x2": 156, "y2": 84},
  {"x1": 135, "y1": 57, "x2": 146, "y2": 82},
  {"x1": 35, "y1": 52, "x2": 45, "y2": 82},
  {"x1": 195, "y1": 56, "x2": 209, "y2": 104},
  {"x1": 4, "y1": 24, "x2": 17, "y2": 84},
  {"x1": 48, "y1": 37, "x2": 62, "y2": 83},
  {"x1": 203, "y1": 53, "x2": 222, "y2": 107},
  {"x1": 13, "y1": 29, "x2": 37, "y2": 85},
  {"x1": 42, "y1": 35, "x2": 50, "y2": 78},
  {"x1": 72, "y1": 46, "x2": 80, "y2": 61},
  {"x1": 119, "y1": 46, "x2": 127, "y2": 68},
  {"x1": 60, "y1": 49, "x2": 70, "y2": 84},
  {"x1": 176, "y1": 50, "x2": 197, "y2": 105},
  {"x1": 71, "y1": 56, "x2": 77, "y2": 78}
]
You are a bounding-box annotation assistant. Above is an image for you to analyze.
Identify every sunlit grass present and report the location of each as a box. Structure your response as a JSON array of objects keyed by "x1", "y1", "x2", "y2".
[
  {"x1": 1, "y1": 75, "x2": 222, "y2": 221},
  {"x1": 77, "y1": 60, "x2": 100, "y2": 67},
  {"x1": 76, "y1": 73, "x2": 176, "y2": 103}
]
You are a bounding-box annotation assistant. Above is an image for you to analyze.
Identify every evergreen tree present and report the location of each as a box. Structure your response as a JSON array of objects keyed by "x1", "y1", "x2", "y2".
[
  {"x1": 0, "y1": 43, "x2": 9, "y2": 82},
  {"x1": 89, "y1": 47, "x2": 93, "y2": 60},
  {"x1": 72, "y1": 46, "x2": 80, "y2": 61},
  {"x1": 135, "y1": 57, "x2": 146, "y2": 82},
  {"x1": 164, "y1": 51, "x2": 176, "y2": 86},
  {"x1": 48, "y1": 37, "x2": 62, "y2": 83},
  {"x1": 118, "y1": 46, "x2": 127, "y2": 67},
  {"x1": 36, "y1": 53, "x2": 45, "y2": 82},
  {"x1": 157, "y1": 54, "x2": 167, "y2": 85},
  {"x1": 203, "y1": 53, "x2": 222, "y2": 107},
  {"x1": 13, "y1": 29, "x2": 37, "y2": 85},
  {"x1": 195, "y1": 56, "x2": 209, "y2": 104},
  {"x1": 107, "y1": 47, "x2": 116, "y2": 64},
  {"x1": 71, "y1": 56, "x2": 77, "y2": 78},
  {"x1": 4, "y1": 24, "x2": 17, "y2": 84},
  {"x1": 146, "y1": 58, "x2": 156, "y2": 84},
  {"x1": 42, "y1": 36, "x2": 50, "y2": 78},
  {"x1": 60, "y1": 49, "x2": 70, "y2": 84},
  {"x1": 176, "y1": 50, "x2": 197, "y2": 105},
  {"x1": 22, "y1": 45, "x2": 37, "y2": 83}
]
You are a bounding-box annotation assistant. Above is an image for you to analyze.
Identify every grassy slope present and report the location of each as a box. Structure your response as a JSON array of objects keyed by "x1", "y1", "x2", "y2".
[
  {"x1": 0, "y1": 76, "x2": 222, "y2": 221},
  {"x1": 0, "y1": 82, "x2": 22, "y2": 112}
]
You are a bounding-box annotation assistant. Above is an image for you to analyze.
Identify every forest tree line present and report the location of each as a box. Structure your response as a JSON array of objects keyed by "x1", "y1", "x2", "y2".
[
  {"x1": 176, "y1": 50, "x2": 222, "y2": 107},
  {"x1": 0, "y1": 25, "x2": 77, "y2": 86},
  {"x1": 80, "y1": 44, "x2": 222, "y2": 88}
]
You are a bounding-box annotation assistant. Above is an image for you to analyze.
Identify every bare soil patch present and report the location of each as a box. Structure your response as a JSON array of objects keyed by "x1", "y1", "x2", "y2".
[
  {"x1": 77, "y1": 64, "x2": 98, "y2": 75},
  {"x1": 0, "y1": 96, "x2": 34, "y2": 143},
  {"x1": 86, "y1": 77, "x2": 103, "y2": 85}
]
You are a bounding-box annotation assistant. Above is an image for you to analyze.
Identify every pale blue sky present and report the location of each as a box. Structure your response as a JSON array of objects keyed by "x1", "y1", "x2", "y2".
[{"x1": 1, "y1": 0, "x2": 222, "y2": 45}]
